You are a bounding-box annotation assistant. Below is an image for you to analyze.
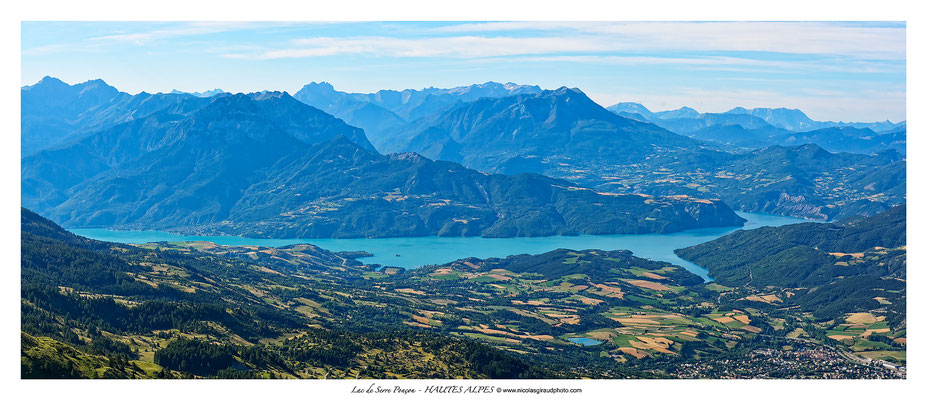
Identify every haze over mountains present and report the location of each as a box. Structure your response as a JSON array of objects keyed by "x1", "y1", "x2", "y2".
[
  {"x1": 608, "y1": 102, "x2": 906, "y2": 155},
  {"x1": 374, "y1": 87, "x2": 707, "y2": 172},
  {"x1": 292, "y1": 81, "x2": 543, "y2": 148},
  {"x1": 21, "y1": 77, "x2": 213, "y2": 156},
  {"x1": 21, "y1": 79, "x2": 743, "y2": 238},
  {"x1": 21, "y1": 77, "x2": 905, "y2": 239}
]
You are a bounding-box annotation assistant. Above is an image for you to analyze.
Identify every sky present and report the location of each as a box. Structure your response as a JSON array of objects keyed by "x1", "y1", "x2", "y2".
[{"x1": 21, "y1": 21, "x2": 906, "y2": 123}]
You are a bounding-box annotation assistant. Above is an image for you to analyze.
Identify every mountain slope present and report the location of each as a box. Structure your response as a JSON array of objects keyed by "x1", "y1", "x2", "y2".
[
  {"x1": 22, "y1": 93, "x2": 745, "y2": 238},
  {"x1": 378, "y1": 87, "x2": 707, "y2": 173},
  {"x1": 21, "y1": 208, "x2": 560, "y2": 379},
  {"x1": 292, "y1": 81, "x2": 543, "y2": 147},
  {"x1": 21, "y1": 77, "x2": 220, "y2": 156},
  {"x1": 675, "y1": 205, "x2": 905, "y2": 287},
  {"x1": 610, "y1": 103, "x2": 906, "y2": 155},
  {"x1": 724, "y1": 107, "x2": 904, "y2": 133}
]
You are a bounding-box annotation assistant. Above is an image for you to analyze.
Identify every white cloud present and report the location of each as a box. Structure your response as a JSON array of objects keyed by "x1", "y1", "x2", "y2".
[
  {"x1": 90, "y1": 22, "x2": 257, "y2": 45},
  {"x1": 515, "y1": 55, "x2": 902, "y2": 74},
  {"x1": 226, "y1": 35, "x2": 618, "y2": 59},
  {"x1": 433, "y1": 21, "x2": 906, "y2": 60},
  {"x1": 222, "y1": 22, "x2": 904, "y2": 63}
]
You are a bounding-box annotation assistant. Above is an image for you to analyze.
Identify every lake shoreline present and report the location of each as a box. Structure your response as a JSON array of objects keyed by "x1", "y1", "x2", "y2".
[{"x1": 69, "y1": 211, "x2": 812, "y2": 282}]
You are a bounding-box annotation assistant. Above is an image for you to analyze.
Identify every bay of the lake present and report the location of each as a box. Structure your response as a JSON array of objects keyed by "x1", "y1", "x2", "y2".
[{"x1": 69, "y1": 211, "x2": 810, "y2": 281}]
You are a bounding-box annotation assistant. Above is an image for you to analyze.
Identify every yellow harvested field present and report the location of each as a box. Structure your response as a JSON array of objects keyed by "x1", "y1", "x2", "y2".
[
  {"x1": 612, "y1": 318, "x2": 659, "y2": 325},
  {"x1": 828, "y1": 252, "x2": 864, "y2": 258},
  {"x1": 651, "y1": 347, "x2": 676, "y2": 354},
  {"x1": 587, "y1": 331, "x2": 615, "y2": 340},
  {"x1": 487, "y1": 274, "x2": 511, "y2": 281},
  {"x1": 476, "y1": 328, "x2": 515, "y2": 337},
  {"x1": 589, "y1": 283, "x2": 624, "y2": 298},
  {"x1": 679, "y1": 330, "x2": 699, "y2": 337},
  {"x1": 745, "y1": 294, "x2": 782, "y2": 304},
  {"x1": 472, "y1": 326, "x2": 554, "y2": 343},
  {"x1": 860, "y1": 328, "x2": 891, "y2": 338},
  {"x1": 403, "y1": 321, "x2": 432, "y2": 328},
  {"x1": 574, "y1": 296, "x2": 603, "y2": 305},
  {"x1": 257, "y1": 266, "x2": 283, "y2": 275},
  {"x1": 432, "y1": 268, "x2": 454, "y2": 275},
  {"x1": 733, "y1": 315, "x2": 751, "y2": 324},
  {"x1": 396, "y1": 288, "x2": 426, "y2": 295},
  {"x1": 511, "y1": 300, "x2": 547, "y2": 306},
  {"x1": 618, "y1": 347, "x2": 648, "y2": 359},
  {"x1": 846, "y1": 312, "x2": 877, "y2": 324},
  {"x1": 894, "y1": 338, "x2": 907, "y2": 345},
  {"x1": 740, "y1": 325, "x2": 762, "y2": 333},
  {"x1": 636, "y1": 336, "x2": 673, "y2": 347},
  {"x1": 642, "y1": 272, "x2": 667, "y2": 280},
  {"x1": 712, "y1": 316, "x2": 736, "y2": 324},
  {"x1": 625, "y1": 279, "x2": 671, "y2": 291},
  {"x1": 526, "y1": 335, "x2": 554, "y2": 341},
  {"x1": 744, "y1": 295, "x2": 765, "y2": 303},
  {"x1": 412, "y1": 315, "x2": 430, "y2": 324},
  {"x1": 828, "y1": 335, "x2": 855, "y2": 341}
]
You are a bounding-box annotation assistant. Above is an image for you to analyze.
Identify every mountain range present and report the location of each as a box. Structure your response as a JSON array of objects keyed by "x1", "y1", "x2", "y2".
[
  {"x1": 22, "y1": 86, "x2": 744, "y2": 238},
  {"x1": 374, "y1": 87, "x2": 708, "y2": 173},
  {"x1": 169, "y1": 88, "x2": 227, "y2": 97},
  {"x1": 610, "y1": 102, "x2": 904, "y2": 132},
  {"x1": 21, "y1": 77, "x2": 222, "y2": 157},
  {"x1": 607, "y1": 102, "x2": 905, "y2": 155},
  {"x1": 292, "y1": 81, "x2": 542, "y2": 149},
  {"x1": 21, "y1": 77, "x2": 905, "y2": 232},
  {"x1": 355, "y1": 86, "x2": 904, "y2": 220}
]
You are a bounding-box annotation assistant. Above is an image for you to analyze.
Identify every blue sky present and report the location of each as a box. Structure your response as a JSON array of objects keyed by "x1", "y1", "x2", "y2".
[{"x1": 21, "y1": 21, "x2": 906, "y2": 122}]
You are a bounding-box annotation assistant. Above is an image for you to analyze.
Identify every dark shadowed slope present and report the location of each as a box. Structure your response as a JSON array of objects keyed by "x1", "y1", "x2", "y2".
[{"x1": 676, "y1": 205, "x2": 905, "y2": 287}]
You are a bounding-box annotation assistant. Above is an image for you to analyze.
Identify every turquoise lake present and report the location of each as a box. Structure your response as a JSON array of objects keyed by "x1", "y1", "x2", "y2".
[
  {"x1": 568, "y1": 337, "x2": 604, "y2": 346},
  {"x1": 69, "y1": 212, "x2": 810, "y2": 281}
]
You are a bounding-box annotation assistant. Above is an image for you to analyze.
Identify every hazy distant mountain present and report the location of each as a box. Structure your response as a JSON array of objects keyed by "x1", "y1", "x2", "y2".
[
  {"x1": 649, "y1": 112, "x2": 780, "y2": 135},
  {"x1": 293, "y1": 81, "x2": 543, "y2": 148},
  {"x1": 22, "y1": 91, "x2": 744, "y2": 238},
  {"x1": 21, "y1": 77, "x2": 214, "y2": 156},
  {"x1": 606, "y1": 102, "x2": 904, "y2": 134},
  {"x1": 378, "y1": 87, "x2": 705, "y2": 173},
  {"x1": 782, "y1": 126, "x2": 906, "y2": 155},
  {"x1": 169, "y1": 88, "x2": 226, "y2": 97},
  {"x1": 724, "y1": 107, "x2": 905, "y2": 133},
  {"x1": 724, "y1": 107, "x2": 819, "y2": 131},
  {"x1": 604, "y1": 101, "x2": 906, "y2": 154},
  {"x1": 605, "y1": 102, "x2": 655, "y2": 119},
  {"x1": 670, "y1": 117, "x2": 905, "y2": 154},
  {"x1": 652, "y1": 106, "x2": 700, "y2": 120}
]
